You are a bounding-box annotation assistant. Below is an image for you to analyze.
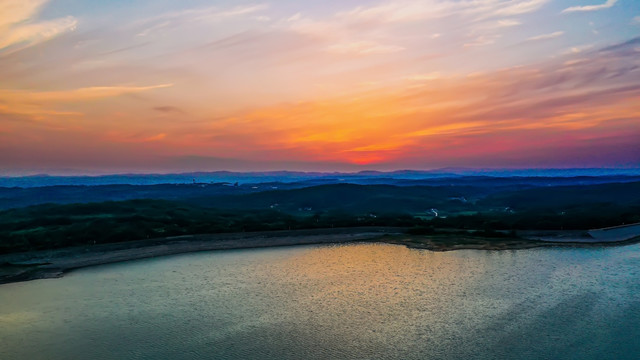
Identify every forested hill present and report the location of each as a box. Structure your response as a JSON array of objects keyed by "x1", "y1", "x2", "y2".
[
  {"x1": 1, "y1": 180, "x2": 639, "y2": 254},
  {"x1": 2, "y1": 175, "x2": 639, "y2": 210}
]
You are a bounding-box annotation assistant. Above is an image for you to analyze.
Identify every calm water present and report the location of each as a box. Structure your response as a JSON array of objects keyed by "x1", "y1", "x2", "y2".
[{"x1": 1, "y1": 243, "x2": 639, "y2": 359}]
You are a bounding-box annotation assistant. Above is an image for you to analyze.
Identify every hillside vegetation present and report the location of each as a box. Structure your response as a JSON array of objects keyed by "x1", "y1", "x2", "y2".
[{"x1": 1, "y1": 180, "x2": 639, "y2": 253}]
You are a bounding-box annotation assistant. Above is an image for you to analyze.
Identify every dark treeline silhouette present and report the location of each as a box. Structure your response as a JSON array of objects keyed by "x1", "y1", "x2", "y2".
[{"x1": 1, "y1": 181, "x2": 639, "y2": 253}]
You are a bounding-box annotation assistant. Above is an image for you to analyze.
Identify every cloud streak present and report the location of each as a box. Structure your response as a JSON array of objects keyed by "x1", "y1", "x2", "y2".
[
  {"x1": 0, "y1": 0, "x2": 77, "y2": 54},
  {"x1": 0, "y1": 84, "x2": 173, "y2": 118},
  {"x1": 326, "y1": 41, "x2": 404, "y2": 55},
  {"x1": 526, "y1": 31, "x2": 564, "y2": 41},
  {"x1": 562, "y1": 0, "x2": 618, "y2": 13},
  {"x1": 335, "y1": 0, "x2": 549, "y2": 24},
  {"x1": 1, "y1": 0, "x2": 638, "y2": 171},
  {"x1": 284, "y1": 0, "x2": 548, "y2": 54},
  {"x1": 189, "y1": 37, "x2": 640, "y2": 166},
  {"x1": 134, "y1": 4, "x2": 268, "y2": 37},
  {"x1": 0, "y1": 84, "x2": 173, "y2": 102}
]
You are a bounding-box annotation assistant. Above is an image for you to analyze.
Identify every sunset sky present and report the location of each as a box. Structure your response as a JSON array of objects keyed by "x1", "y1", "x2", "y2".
[{"x1": 1, "y1": 0, "x2": 639, "y2": 174}]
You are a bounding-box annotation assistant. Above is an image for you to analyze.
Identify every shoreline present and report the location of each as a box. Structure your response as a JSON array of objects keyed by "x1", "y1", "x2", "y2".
[
  {"x1": 0, "y1": 227, "x2": 402, "y2": 285},
  {"x1": 384, "y1": 234, "x2": 640, "y2": 252},
  {"x1": 1, "y1": 227, "x2": 639, "y2": 285}
]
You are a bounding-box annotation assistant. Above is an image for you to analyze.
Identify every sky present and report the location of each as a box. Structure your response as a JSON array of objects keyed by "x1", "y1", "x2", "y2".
[{"x1": 0, "y1": 0, "x2": 639, "y2": 175}]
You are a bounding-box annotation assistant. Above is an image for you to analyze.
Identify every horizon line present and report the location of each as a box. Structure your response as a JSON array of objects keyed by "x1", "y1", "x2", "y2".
[{"x1": 2, "y1": 167, "x2": 640, "y2": 178}]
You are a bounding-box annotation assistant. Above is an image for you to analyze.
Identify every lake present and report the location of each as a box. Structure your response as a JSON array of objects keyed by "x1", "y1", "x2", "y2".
[{"x1": 1, "y1": 242, "x2": 639, "y2": 359}]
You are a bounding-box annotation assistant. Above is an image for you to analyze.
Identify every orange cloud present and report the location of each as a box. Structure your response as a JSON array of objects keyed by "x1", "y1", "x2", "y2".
[
  {"x1": 2, "y1": 27, "x2": 639, "y2": 171},
  {"x1": 104, "y1": 132, "x2": 167, "y2": 143},
  {"x1": 175, "y1": 43, "x2": 640, "y2": 166},
  {"x1": 0, "y1": 0, "x2": 77, "y2": 54},
  {"x1": 0, "y1": 84, "x2": 173, "y2": 119}
]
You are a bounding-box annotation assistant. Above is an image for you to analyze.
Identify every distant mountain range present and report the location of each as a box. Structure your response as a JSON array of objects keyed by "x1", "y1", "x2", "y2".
[{"x1": 1, "y1": 168, "x2": 640, "y2": 188}]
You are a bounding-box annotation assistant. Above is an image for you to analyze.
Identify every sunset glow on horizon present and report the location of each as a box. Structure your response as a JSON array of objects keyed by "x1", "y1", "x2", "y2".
[{"x1": 1, "y1": 0, "x2": 639, "y2": 174}]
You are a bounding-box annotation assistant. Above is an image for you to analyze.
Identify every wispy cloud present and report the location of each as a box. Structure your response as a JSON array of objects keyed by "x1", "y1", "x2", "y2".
[
  {"x1": 464, "y1": 35, "x2": 501, "y2": 47},
  {"x1": 562, "y1": 44, "x2": 595, "y2": 54},
  {"x1": 496, "y1": 19, "x2": 522, "y2": 27},
  {"x1": 335, "y1": 0, "x2": 549, "y2": 24},
  {"x1": 335, "y1": 1, "x2": 455, "y2": 24},
  {"x1": 1, "y1": 84, "x2": 173, "y2": 102},
  {"x1": 197, "y1": 36, "x2": 640, "y2": 166},
  {"x1": 326, "y1": 41, "x2": 404, "y2": 55},
  {"x1": 288, "y1": 0, "x2": 540, "y2": 34},
  {"x1": 0, "y1": 0, "x2": 47, "y2": 28},
  {"x1": 142, "y1": 3, "x2": 268, "y2": 24},
  {"x1": 105, "y1": 132, "x2": 167, "y2": 143},
  {"x1": 470, "y1": 18, "x2": 522, "y2": 33},
  {"x1": 527, "y1": 31, "x2": 564, "y2": 41},
  {"x1": 214, "y1": 4, "x2": 269, "y2": 19},
  {"x1": 0, "y1": 0, "x2": 77, "y2": 55},
  {"x1": 135, "y1": 4, "x2": 269, "y2": 37},
  {"x1": 284, "y1": 1, "x2": 544, "y2": 53},
  {"x1": 492, "y1": 0, "x2": 550, "y2": 16},
  {"x1": 154, "y1": 106, "x2": 185, "y2": 114},
  {"x1": 562, "y1": 0, "x2": 618, "y2": 13},
  {"x1": 598, "y1": 36, "x2": 640, "y2": 55},
  {"x1": 0, "y1": 84, "x2": 173, "y2": 118},
  {"x1": 3, "y1": 1, "x2": 638, "y2": 171},
  {"x1": 404, "y1": 72, "x2": 443, "y2": 81}
]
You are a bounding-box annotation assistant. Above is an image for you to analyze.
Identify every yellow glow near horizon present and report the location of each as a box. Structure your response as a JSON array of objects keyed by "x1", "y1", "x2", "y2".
[{"x1": 1, "y1": 0, "x2": 639, "y2": 173}]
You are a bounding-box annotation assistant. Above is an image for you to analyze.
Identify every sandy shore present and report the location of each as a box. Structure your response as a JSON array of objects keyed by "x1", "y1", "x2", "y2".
[
  {"x1": 2, "y1": 227, "x2": 639, "y2": 285},
  {"x1": 0, "y1": 227, "x2": 403, "y2": 284}
]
